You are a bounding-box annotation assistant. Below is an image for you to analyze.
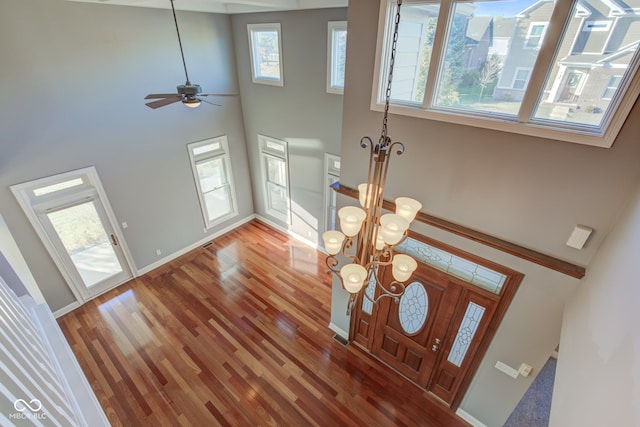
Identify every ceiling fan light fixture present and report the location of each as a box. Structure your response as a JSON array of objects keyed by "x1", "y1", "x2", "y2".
[{"x1": 182, "y1": 99, "x2": 201, "y2": 108}]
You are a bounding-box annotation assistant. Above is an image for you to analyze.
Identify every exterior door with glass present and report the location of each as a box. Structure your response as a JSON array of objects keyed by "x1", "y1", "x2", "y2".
[
  {"x1": 11, "y1": 167, "x2": 133, "y2": 303},
  {"x1": 38, "y1": 195, "x2": 131, "y2": 301},
  {"x1": 370, "y1": 264, "x2": 452, "y2": 385}
]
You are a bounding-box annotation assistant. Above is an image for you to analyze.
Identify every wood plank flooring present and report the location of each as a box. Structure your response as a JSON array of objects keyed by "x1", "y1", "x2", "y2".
[{"x1": 58, "y1": 220, "x2": 471, "y2": 427}]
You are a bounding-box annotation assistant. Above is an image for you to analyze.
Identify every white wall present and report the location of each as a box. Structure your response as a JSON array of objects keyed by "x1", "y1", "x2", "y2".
[
  {"x1": 550, "y1": 181, "x2": 640, "y2": 427},
  {"x1": 0, "y1": 0, "x2": 253, "y2": 311}
]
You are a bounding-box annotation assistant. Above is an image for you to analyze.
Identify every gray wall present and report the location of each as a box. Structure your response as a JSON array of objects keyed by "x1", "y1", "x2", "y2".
[
  {"x1": 338, "y1": 0, "x2": 640, "y2": 425},
  {"x1": 231, "y1": 8, "x2": 347, "y2": 243},
  {"x1": 0, "y1": 0, "x2": 253, "y2": 311},
  {"x1": 550, "y1": 181, "x2": 640, "y2": 427}
]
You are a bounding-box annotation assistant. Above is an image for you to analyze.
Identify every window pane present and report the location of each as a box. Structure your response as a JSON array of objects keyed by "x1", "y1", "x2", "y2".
[
  {"x1": 532, "y1": 0, "x2": 640, "y2": 128},
  {"x1": 204, "y1": 186, "x2": 232, "y2": 221},
  {"x1": 390, "y1": 3, "x2": 440, "y2": 104},
  {"x1": 192, "y1": 142, "x2": 222, "y2": 156},
  {"x1": 447, "y1": 302, "x2": 486, "y2": 367},
  {"x1": 196, "y1": 158, "x2": 227, "y2": 193},
  {"x1": 252, "y1": 30, "x2": 281, "y2": 80},
  {"x1": 266, "y1": 156, "x2": 286, "y2": 186},
  {"x1": 47, "y1": 201, "x2": 122, "y2": 288},
  {"x1": 434, "y1": 0, "x2": 548, "y2": 116},
  {"x1": 267, "y1": 182, "x2": 288, "y2": 215},
  {"x1": 330, "y1": 27, "x2": 347, "y2": 90}
]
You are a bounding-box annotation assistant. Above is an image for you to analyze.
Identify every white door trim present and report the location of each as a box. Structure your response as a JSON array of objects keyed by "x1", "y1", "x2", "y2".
[{"x1": 10, "y1": 166, "x2": 135, "y2": 304}]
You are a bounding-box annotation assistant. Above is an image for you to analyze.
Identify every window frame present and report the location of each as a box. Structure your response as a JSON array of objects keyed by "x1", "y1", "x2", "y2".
[
  {"x1": 324, "y1": 153, "x2": 341, "y2": 232},
  {"x1": 247, "y1": 23, "x2": 284, "y2": 87},
  {"x1": 187, "y1": 136, "x2": 239, "y2": 230},
  {"x1": 371, "y1": 0, "x2": 640, "y2": 148},
  {"x1": 327, "y1": 21, "x2": 348, "y2": 95},
  {"x1": 258, "y1": 135, "x2": 291, "y2": 224}
]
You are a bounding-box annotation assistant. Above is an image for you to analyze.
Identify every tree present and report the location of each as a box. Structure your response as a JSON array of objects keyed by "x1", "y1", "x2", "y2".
[{"x1": 478, "y1": 54, "x2": 502, "y2": 101}]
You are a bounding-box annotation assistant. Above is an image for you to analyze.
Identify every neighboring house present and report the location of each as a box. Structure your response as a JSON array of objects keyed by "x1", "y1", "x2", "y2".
[
  {"x1": 543, "y1": 1, "x2": 640, "y2": 112},
  {"x1": 464, "y1": 15, "x2": 493, "y2": 71},
  {"x1": 494, "y1": 0, "x2": 640, "y2": 115},
  {"x1": 493, "y1": 0, "x2": 556, "y2": 102}
]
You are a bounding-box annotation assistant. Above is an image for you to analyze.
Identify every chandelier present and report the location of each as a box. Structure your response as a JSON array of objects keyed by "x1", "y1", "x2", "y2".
[{"x1": 322, "y1": 0, "x2": 421, "y2": 315}]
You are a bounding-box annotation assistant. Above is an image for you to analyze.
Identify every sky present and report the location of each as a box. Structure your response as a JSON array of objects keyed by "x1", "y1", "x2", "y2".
[{"x1": 474, "y1": 0, "x2": 538, "y2": 16}]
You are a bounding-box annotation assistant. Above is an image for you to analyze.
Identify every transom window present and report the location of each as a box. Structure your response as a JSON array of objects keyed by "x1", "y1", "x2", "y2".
[
  {"x1": 327, "y1": 21, "x2": 348, "y2": 94},
  {"x1": 247, "y1": 23, "x2": 284, "y2": 86},
  {"x1": 373, "y1": 0, "x2": 640, "y2": 147},
  {"x1": 258, "y1": 135, "x2": 291, "y2": 224},
  {"x1": 187, "y1": 136, "x2": 238, "y2": 229}
]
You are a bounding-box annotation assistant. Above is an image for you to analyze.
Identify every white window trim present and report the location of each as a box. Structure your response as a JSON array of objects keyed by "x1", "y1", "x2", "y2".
[
  {"x1": 370, "y1": 0, "x2": 640, "y2": 148},
  {"x1": 323, "y1": 153, "x2": 341, "y2": 232},
  {"x1": 187, "y1": 136, "x2": 239, "y2": 230},
  {"x1": 247, "y1": 23, "x2": 284, "y2": 87},
  {"x1": 327, "y1": 21, "x2": 347, "y2": 95},
  {"x1": 258, "y1": 135, "x2": 291, "y2": 224},
  {"x1": 524, "y1": 22, "x2": 548, "y2": 50}
]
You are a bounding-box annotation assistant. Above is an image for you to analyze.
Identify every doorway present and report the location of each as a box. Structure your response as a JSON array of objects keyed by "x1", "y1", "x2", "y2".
[
  {"x1": 350, "y1": 232, "x2": 522, "y2": 408},
  {"x1": 11, "y1": 167, "x2": 133, "y2": 303}
]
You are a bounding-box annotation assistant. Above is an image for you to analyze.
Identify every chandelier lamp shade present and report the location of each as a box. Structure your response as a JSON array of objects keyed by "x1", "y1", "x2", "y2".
[{"x1": 322, "y1": 0, "x2": 421, "y2": 314}]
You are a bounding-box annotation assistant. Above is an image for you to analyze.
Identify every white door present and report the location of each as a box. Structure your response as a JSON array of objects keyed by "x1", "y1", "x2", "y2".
[{"x1": 11, "y1": 167, "x2": 133, "y2": 302}]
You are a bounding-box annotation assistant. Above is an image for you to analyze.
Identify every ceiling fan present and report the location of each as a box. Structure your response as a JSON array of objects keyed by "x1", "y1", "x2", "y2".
[{"x1": 145, "y1": 0, "x2": 235, "y2": 109}]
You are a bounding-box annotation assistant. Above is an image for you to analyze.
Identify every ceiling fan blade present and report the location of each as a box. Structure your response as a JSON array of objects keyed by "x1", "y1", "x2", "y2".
[
  {"x1": 199, "y1": 93, "x2": 239, "y2": 97},
  {"x1": 145, "y1": 93, "x2": 181, "y2": 100},
  {"x1": 145, "y1": 97, "x2": 182, "y2": 109},
  {"x1": 200, "y1": 98, "x2": 221, "y2": 107}
]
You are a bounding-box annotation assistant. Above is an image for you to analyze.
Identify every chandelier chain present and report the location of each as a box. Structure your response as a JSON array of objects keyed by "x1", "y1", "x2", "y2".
[{"x1": 381, "y1": 0, "x2": 403, "y2": 144}]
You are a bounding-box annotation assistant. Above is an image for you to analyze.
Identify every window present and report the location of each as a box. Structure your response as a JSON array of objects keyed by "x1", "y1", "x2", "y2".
[
  {"x1": 373, "y1": 0, "x2": 640, "y2": 147},
  {"x1": 247, "y1": 23, "x2": 284, "y2": 86},
  {"x1": 187, "y1": 136, "x2": 238, "y2": 229},
  {"x1": 258, "y1": 135, "x2": 290, "y2": 223},
  {"x1": 324, "y1": 153, "x2": 341, "y2": 231},
  {"x1": 327, "y1": 21, "x2": 348, "y2": 94},
  {"x1": 512, "y1": 68, "x2": 531, "y2": 90},
  {"x1": 603, "y1": 75, "x2": 622, "y2": 100},
  {"x1": 524, "y1": 23, "x2": 547, "y2": 49}
]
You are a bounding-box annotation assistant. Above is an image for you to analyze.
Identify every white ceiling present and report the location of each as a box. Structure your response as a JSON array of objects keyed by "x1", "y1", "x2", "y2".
[{"x1": 65, "y1": 0, "x2": 347, "y2": 14}]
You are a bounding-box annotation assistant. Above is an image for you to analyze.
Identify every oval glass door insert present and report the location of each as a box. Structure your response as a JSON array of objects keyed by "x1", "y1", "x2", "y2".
[{"x1": 399, "y1": 281, "x2": 428, "y2": 334}]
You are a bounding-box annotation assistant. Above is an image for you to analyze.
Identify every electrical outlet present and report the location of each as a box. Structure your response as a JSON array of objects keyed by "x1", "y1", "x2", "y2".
[
  {"x1": 155, "y1": 249, "x2": 162, "y2": 256},
  {"x1": 519, "y1": 363, "x2": 533, "y2": 377}
]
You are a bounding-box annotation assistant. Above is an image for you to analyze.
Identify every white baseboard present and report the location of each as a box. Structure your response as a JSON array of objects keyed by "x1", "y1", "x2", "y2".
[
  {"x1": 329, "y1": 322, "x2": 349, "y2": 340},
  {"x1": 456, "y1": 409, "x2": 487, "y2": 427},
  {"x1": 255, "y1": 215, "x2": 327, "y2": 253},
  {"x1": 136, "y1": 215, "x2": 256, "y2": 276},
  {"x1": 53, "y1": 301, "x2": 81, "y2": 318}
]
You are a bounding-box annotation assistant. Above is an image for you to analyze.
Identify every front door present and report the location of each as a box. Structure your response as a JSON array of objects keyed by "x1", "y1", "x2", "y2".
[
  {"x1": 370, "y1": 264, "x2": 453, "y2": 385},
  {"x1": 349, "y1": 233, "x2": 520, "y2": 408}
]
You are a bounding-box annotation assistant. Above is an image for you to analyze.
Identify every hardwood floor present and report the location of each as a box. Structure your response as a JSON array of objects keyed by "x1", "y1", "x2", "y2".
[{"x1": 58, "y1": 220, "x2": 471, "y2": 427}]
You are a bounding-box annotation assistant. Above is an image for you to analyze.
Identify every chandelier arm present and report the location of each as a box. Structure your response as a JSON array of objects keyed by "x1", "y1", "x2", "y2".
[
  {"x1": 375, "y1": 278, "x2": 407, "y2": 304},
  {"x1": 325, "y1": 255, "x2": 340, "y2": 275},
  {"x1": 388, "y1": 141, "x2": 406, "y2": 156},
  {"x1": 346, "y1": 293, "x2": 357, "y2": 316},
  {"x1": 340, "y1": 237, "x2": 358, "y2": 261},
  {"x1": 360, "y1": 136, "x2": 374, "y2": 153}
]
